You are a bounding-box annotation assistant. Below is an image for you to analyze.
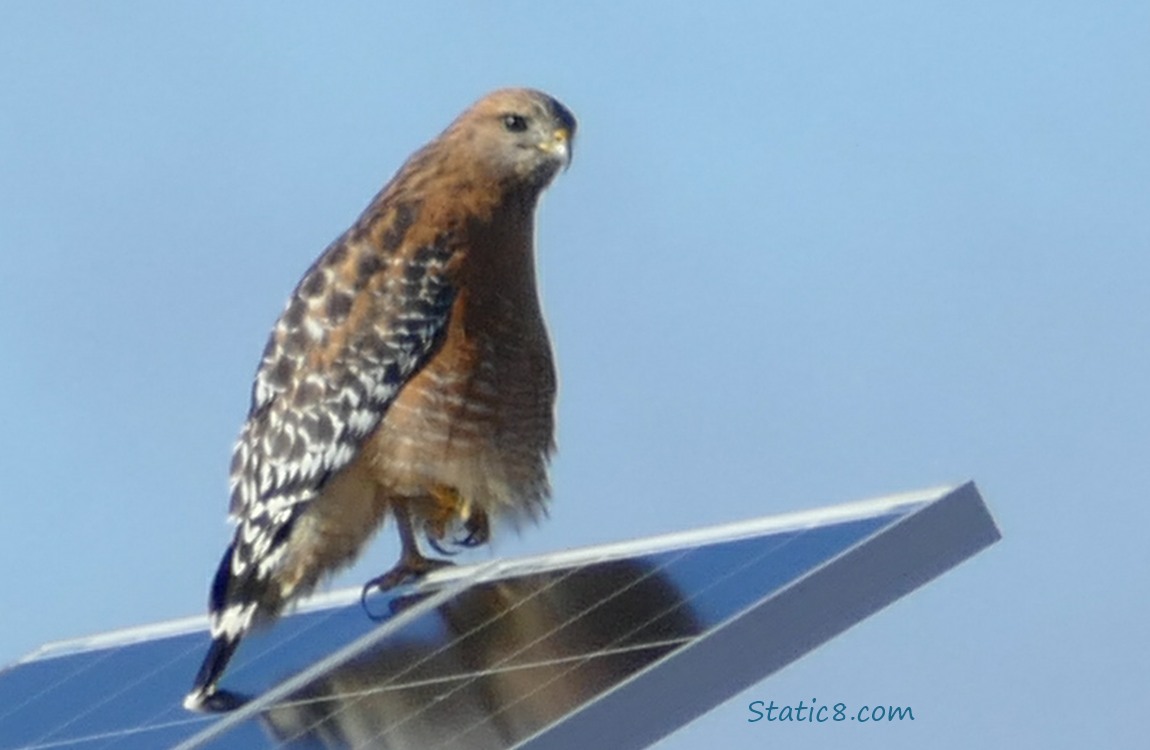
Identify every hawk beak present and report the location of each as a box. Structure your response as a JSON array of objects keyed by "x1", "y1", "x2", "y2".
[{"x1": 540, "y1": 128, "x2": 572, "y2": 168}]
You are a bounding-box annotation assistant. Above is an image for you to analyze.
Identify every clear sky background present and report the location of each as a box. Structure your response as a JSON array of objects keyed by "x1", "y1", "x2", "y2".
[{"x1": 2, "y1": 2, "x2": 1148, "y2": 748}]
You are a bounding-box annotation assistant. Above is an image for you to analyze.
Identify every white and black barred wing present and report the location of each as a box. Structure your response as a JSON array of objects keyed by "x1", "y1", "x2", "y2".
[{"x1": 187, "y1": 213, "x2": 455, "y2": 709}]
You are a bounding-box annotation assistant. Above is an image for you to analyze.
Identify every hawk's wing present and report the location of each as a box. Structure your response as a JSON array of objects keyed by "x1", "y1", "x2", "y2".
[
  {"x1": 217, "y1": 208, "x2": 457, "y2": 621},
  {"x1": 229, "y1": 227, "x2": 455, "y2": 580},
  {"x1": 189, "y1": 214, "x2": 458, "y2": 709}
]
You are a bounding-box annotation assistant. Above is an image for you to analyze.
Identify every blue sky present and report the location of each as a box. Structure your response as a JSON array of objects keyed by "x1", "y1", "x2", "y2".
[{"x1": 2, "y1": 2, "x2": 1148, "y2": 747}]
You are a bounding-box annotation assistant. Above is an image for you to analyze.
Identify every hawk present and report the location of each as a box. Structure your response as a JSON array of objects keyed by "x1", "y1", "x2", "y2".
[{"x1": 185, "y1": 88, "x2": 575, "y2": 711}]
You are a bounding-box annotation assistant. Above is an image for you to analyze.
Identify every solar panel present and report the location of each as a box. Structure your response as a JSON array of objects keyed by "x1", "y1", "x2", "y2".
[{"x1": 0, "y1": 482, "x2": 999, "y2": 749}]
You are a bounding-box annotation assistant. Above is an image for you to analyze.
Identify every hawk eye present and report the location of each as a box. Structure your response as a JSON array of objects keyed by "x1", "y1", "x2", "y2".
[{"x1": 502, "y1": 114, "x2": 529, "y2": 132}]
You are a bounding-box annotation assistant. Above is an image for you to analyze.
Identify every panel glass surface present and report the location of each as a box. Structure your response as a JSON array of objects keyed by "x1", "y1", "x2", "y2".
[{"x1": 0, "y1": 511, "x2": 905, "y2": 750}]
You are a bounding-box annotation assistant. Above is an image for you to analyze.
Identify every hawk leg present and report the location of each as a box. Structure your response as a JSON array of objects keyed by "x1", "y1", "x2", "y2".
[{"x1": 362, "y1": 500, "x2": 453, "y2": 600}]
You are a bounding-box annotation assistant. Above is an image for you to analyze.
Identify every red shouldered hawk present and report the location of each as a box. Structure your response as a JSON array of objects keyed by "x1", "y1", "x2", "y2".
[{"x1": 185, "y1": 88, "x2": 575, "y2": 712}]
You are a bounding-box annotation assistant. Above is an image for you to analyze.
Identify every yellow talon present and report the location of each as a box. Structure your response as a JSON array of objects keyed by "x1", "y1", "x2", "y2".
[{"x1": 425, "y1": 484, "x2": 472, "y2": 538}]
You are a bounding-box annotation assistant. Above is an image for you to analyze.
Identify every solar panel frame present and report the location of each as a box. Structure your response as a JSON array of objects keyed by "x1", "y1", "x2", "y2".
[
  {"x1": 515, "y1": 480, "x2": 999, "y2": 750},
  {"x1": 0, "y1": 482, "x2": 999, "y2": 750}
]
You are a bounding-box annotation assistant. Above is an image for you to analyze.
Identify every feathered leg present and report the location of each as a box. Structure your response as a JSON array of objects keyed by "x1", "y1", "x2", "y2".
[{"x1": 361, "y1": 500, "x2": 453, "y2": 599}]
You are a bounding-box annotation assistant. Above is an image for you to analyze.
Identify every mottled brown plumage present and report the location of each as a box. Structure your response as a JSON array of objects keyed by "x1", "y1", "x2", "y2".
[{"x1": 186, "y1": 88, "x2": 575, "y2": 711}]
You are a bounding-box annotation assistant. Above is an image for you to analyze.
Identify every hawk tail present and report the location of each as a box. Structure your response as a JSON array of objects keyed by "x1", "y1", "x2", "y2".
[{"x1": 183, "y1": 543, "x2": 254, "y2": 712}]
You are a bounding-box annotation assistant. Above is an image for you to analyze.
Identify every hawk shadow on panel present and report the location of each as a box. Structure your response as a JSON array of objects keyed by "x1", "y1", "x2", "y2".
[{"x1": 257, "y1": 558, "x2": 701, "y2": 749}]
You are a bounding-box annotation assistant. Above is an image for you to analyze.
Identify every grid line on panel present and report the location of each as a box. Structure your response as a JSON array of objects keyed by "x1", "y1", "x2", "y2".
[
  {"x1": 15, "y1": 635, "x2": 211, "y2": 750},
  {"x1": 276, "y1": 555, "x2": 624, "y2": 747},
  {"x1": 292, "y1": 520, "x2": 819, "y2": 750},
  {"x1": 7, "y1": 646, "x2": 151, "y2": 749},
  {"x1": 510, "y1": 494, "x2": 993, "y2": 750},
  {"x1": 13, "y1": 715, "x2": 203, "y2": 750},
  {"x1": 91, "y1": 612, "x2": 330, "y2": 750},
  {"x1": 269, "y1": 526, "x2": 824, "y2": 744},
  {"x1": 82, "y1": 618, "x2": 334, "y2": 749},
  {"x1": 207, "y1": 590, "x2": 361, "y2": 695},
  {"x1": 429, "y1": 528, "x2": 820, "y2": 750},
  {"x1": 0, "y1": 487, "x2": 989, "y2": 750},
  {"x1": 90, "y1": 634, "x2": 215, "y2": 744},
  {"x1": 174, "y1": 564, "x2": 503, "y2": 750},
  {"x1": 422, "y1": 571, "x2": 688, "y2": 749},
  {"x1": 0, "y1": 651, "x2": 114, "y2": 735},
  {"x1": 273, "y1": 636, "x2": 695, "y2": 705},
  {"x1": 400, "y1": 552, "x2": 697, "y2": 750}
]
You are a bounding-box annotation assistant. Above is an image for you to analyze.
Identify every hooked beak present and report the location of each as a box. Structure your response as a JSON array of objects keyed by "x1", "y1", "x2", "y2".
[{"x1": 539, "y1": 127, "x2": 573, "y2": 169}]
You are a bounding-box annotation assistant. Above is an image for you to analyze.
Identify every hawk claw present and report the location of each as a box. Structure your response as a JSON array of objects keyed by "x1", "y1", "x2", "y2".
[
  {"x1": 424, "y1": 508, "x2": 490, "y2": 552},
  {"x1": 455, "y1": 512, "x2": 490, "y2": 548},
  {"x1": 426, "y1": 534, "x2": 461, "y2": 557},
  {"x1": 360, "y1": 556, "x2": 454, "y2": 607}
]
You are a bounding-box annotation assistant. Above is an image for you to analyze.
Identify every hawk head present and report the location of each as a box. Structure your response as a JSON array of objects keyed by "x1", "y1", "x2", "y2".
[{"x1": 449, "y1": 88, "x2": 577, "y2": 191}]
